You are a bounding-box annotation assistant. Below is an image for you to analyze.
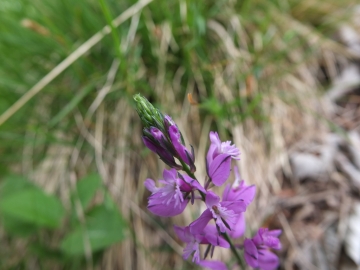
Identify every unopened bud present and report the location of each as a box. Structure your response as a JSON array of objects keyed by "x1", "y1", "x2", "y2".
[{"x1": 133, "y1": 94, "x2": 164, "y2": 130}]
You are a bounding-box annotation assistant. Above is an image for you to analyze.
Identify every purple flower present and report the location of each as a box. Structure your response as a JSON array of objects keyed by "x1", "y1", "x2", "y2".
[
  {"x1": 144, "y1": 169, "x2": 205, "y2": 217},
  {"x1": 174, "y1": 225, "x2": 229, "y2": 264},
  {"x1": 222, "y1": 166, "x2": 256, "y2": 238},
  {"x1": 222, "y1": 166, "x2": 256, "y2": 204},
  {"x1": 206, "y1": 132, "x2": 240, "y2": 186},
  {"x1": 174, "y1": 225, "x2": 202, "y2": 263},
  {"x1": 244, "y1": 228, "x2": 282, "y2": 270},
  {"x1": 207, "y1": 131, "x2": 240, "y2": 165},
  {"x1": 190, "y1": 191, "x2": 246, "y2": 234},
  {"x1": 252, "y1": 228, "x2": 282, "y2": 250},
  {"x1": 144, "y1": 169, "x2": 189, "y2": 217},
  {"x1": 207, "y1": 153, "x2": 232, "y2": 186},
  {"x1": 227, "y1": 213, "x2": 246, "y2": 239}
]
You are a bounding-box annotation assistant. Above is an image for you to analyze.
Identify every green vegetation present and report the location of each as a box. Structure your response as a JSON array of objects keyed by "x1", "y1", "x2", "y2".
[{"x1": 0, "y1": 0, "x2": 357, "y2": 269}]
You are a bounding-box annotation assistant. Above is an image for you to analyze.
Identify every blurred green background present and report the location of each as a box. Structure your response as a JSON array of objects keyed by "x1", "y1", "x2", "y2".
[{"x1": 0, "y1": 0, "x2": 358, "y2": 269}]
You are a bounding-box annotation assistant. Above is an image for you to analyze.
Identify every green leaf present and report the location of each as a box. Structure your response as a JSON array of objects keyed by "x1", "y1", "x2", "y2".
[
  {"x1": 0, "y1": 213, "x2": 38, "y2": 237},
  {"x1": 0, "y1": 189, "x2": 65, "y2": 228},
  {"x1": 60, "y1": 205, "x2": 126, "y2": 255},
  {"x1": 0, "y1": 175, "x2": 35, "y2": 199},
  {"x1": 75, "y1": 174, "x2": 102, "y2": 209}
]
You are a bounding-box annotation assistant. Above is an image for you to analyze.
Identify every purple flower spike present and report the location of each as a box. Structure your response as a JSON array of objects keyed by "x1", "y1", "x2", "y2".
[
  {"x1": 244, "y1": 228, "x2": 282, "y2": 270},
  {"x1": 190, "y1": 191, "x2": 246, "y2": 234},
  {"x1": 145, "y1": 168, "x2": 189, "y2": 217}
]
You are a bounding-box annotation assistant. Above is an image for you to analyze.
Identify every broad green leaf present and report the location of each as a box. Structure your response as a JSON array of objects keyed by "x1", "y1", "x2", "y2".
[
  {"x1": 75, "y1": 174, "x2": 102, "y2": 209},
  {"x1": 0, "y1": 175, "x2": 35, "y2": 199},
  {"x1": 61, "y1": 205, "x2": 126, "y2": 255},
  {"x1": 0, "y1": 189, "x2": 64, "y2": 228},
  {"x1": 0, "y1": 213, "x2": 38, "y2": 237}
]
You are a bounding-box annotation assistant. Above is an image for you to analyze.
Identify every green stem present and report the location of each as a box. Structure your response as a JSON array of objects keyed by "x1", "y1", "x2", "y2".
[
  {"x1": 179, "y1": 159, "x2": 244, "y2": 268},
  {"x1": 222, "y1": 233, "x2": 245, "y2": 269}
]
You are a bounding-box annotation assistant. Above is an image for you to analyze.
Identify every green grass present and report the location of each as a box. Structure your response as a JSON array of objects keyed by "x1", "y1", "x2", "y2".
[{"x1": 0, "y1": 0, "x2": 358, "y2": 269}]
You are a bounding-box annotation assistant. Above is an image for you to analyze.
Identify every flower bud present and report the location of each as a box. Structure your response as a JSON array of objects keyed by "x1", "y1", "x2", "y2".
[
  {"x1": 134, "y1": 94, "x2": 196, "y2": 172},
  {"x1": 133, "y1": 94, "x2": 164, "y2": 130}
]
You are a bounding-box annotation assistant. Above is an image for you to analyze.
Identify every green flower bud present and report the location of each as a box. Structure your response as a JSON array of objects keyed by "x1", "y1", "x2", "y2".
[{"x1": 133, "y1": 94, "x2": 164, "y2": 130}]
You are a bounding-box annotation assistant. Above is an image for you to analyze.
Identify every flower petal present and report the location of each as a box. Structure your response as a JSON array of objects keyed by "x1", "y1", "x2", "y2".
[
  {"x1": 180, "y1": 174, "x2": 206, "y2": 193},
  {"x1": 262, "y1": 230, "x2": 282, "y2": 250},
  {"x1": 190, "y1": 209, "x2": 213, "y2": 235},
  {"x1": 244, "y1": 239, "x2": 259, "y2": 268},
  {"x1": 142, "y1": 136, "x2": 160, "y2": 153},
  {"x1": 222, "y1": 184, "x2": 232, "y2": 201},
  {"x1": 222, "y1": 181, "x2": 256, "y2": 205},
  {"x1": 144, "y1": 178, "x2": 157, "y2": 193},
  {"x1": 202, "y1": 226, "x2": 229, "y2": 246},
  {"x1": 228, "y1": 212, "x2": 245, "y2": 238},
  {"x1": 205, "y1": 191, "x2": 220, "y2": 208},
  {"x1": 237, "y1": 185, "x2": 256, "y2": 205},
  {"x1": 163, "y1": 168, "x2": 177, "y2": 182},
  {"x1": 220, "y1": 200, "x2": 247, "y2": 214},
  {"x1": 208, "y1": 153, "x2": 231, "y2": 186},
  {"x1": 204, "y1": 233, "x2": 230, "y2": 248},
  {"x1": 169, "y1": 125, "x2": 190, "y2": 163},
  {"x1": 258, "y1": 249, "x2": 279, "y2": 270},
  {"x1": 150, "y1": 127, "x2": 165, "y2": 141},
  {"x1": 267, "y1": 229, "x2": 282, "y2": 237},
  {"x1": 174, "y1": 225, "x2": 192, "y2": 243},
  {"x1": 206, "y1": 131, "x2": 221, "y2": 165},
  {"x1": 148, "y1": 199, "x2": 188, "y2": 217}
]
